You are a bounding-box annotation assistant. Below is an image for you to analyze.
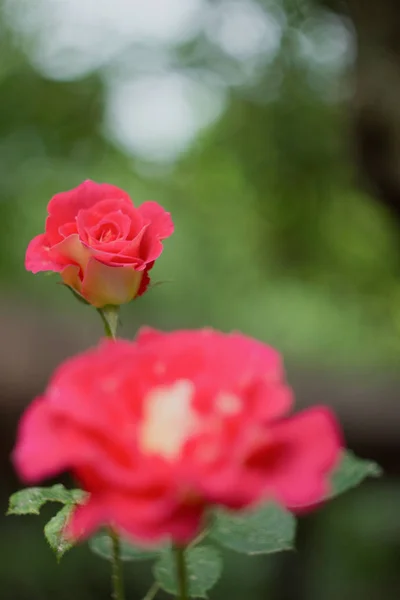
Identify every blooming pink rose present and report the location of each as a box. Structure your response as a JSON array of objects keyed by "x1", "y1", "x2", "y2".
[
  {"x1": 25, "y1": 180, "x2": 174, "y2": 307},
  {"x1": 13, "y1": 328, "x2": 342, "y2": 545}
]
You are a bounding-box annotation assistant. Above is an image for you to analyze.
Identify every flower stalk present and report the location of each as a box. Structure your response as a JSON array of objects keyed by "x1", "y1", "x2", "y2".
[
  {"x1": 174, "y1": 545, "x2": 189, "y2": 600},
  {"x1": 109, "y1": 528, "x2": 125, "y2": 600},
  {"x1": 98, "y1": 305, "x2": 120, "y2": 340},
  {"x1": 100, "y1": 307, "x2": 123, "y2": 600}
]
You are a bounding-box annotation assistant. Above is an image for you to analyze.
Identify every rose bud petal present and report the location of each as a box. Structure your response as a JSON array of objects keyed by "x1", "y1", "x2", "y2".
[{"x1": 25, "y1": 180, "x2": 173, "y2": 308}]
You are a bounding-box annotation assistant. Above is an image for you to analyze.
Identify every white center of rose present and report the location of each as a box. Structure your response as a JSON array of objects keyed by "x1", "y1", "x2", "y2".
[
  {"x1": 139, "y1": 379, "x2": 198, "y2": 459},
  {"x1": 215, "y1": 392, "x2": 242, "y2": 415}
]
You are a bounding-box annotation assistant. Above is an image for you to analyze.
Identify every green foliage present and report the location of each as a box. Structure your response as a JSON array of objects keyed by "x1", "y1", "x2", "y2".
[
  {"x1": 8, "y1": 451, "x2": 381, "y2": 586},
  {"x1": 7, "y1": 484, "x2": 86, "y2": 560},
  {"x1": 207, "y1": 451, "x2": 381, "y2": 558},
  {"x1": 153, "y1": 546, "x2": 223, "y2": 598},
  {"x1": 7, "y1": 484, "x2": 86, "y2": 515},
  {"x1": 329, "y1": 451, "x2": 382, "y2": 498},
  {"x1": 89, "y1": 533, "x2": 165, "y2": 562},
  {"x1": 210, "y1": 503, "x2": 296, "y2": 555},
  {"x1": 44, "y1": 505, "x2": 75, "y2": 561}
]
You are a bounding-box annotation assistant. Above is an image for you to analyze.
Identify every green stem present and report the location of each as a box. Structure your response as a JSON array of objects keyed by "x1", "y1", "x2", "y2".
[
  {"x1": 174, "y1": 545, "x2": 189, "y2": 600},
  {"x1": 142, "y1": 582, "x2": 160, "y2": 600},
  {"x1": 109, "y1": 529, "x2": 125, "y2": 600},
  {"x1": 97, "y1": 305, "x2": 120, "y2": 340},
  {"x1": 98, "y1": 308, "x2": 124, "y2": 600},
  {"x1": 188, "y1": 525, "x2": 210, "y2": 549}
]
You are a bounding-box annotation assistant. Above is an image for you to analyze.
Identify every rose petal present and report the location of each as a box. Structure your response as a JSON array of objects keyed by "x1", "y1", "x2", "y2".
[
  {"x1": 46, "y1": 181, "x2": 135, "y2": 245},
  {"x1": 138, "y1": 201, "x2": 174, "y2": 238},
  {"x1": 137, "y1": 269, "x2": 151, "y2": 297},
  {"x1": 135, "y1": 329, "x2": 286, "y2": 408},
  {"x1": 136, "y1": 202, "x2": 174, "y2": 263},
  {"x1": 48, "y1": 234, "x2": 91, "y2": 270},
  {"x1": 77, "y1": 200, "x2": 142, "y2": 243},
  {"x1": 66, "y1": 498, "x2": 108, "y2": 541},
  {"x1": 12, "y1": 397, "x2": 98, "y2": 483},
  {"x1": 106, "y1": 493, "x2": 203, "y2": 544},
  {"x1": 25, "y1": 234, "x2": 68, "y2": 274},
  {"x1": 58, "y1": 222, "x2": 78, "y2": 239},
  {"x1": 60, "y1": 264, "x2": 82, "y2": 293},
  {"x1": 90, "y1": 226, "x2": 148, "y2": 267},
  {"x1": 89, "y1": 212, "x2": 131, "y2": 243},
  {"x1": 67, "y1": 490, "x2": 200, "y2": 544},
  {"x1": 139, "y1": 229, "x2": 164, "y2": 263},
  {"x1": 81, "y1": 257, "x2": 143, "y2": 307},
  {"x1": 248, "y1": 407, "x2": 342, "y2": 509}
]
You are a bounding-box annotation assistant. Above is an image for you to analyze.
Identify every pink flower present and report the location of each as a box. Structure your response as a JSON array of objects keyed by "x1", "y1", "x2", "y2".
[
  {"x1": 13, "y1": 328, "x2": 342, "y2": 545},
  {"x1": 25, "y1": 180, "x2": 173, "y2": 307}
]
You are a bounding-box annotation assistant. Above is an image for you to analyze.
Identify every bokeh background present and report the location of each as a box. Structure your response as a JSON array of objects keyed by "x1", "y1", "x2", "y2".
[{"x1": 1, "y1": 0, "x2": 400, "y2": 598}]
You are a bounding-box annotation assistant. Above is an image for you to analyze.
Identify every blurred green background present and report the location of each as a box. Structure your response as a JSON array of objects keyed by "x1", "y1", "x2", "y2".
[{"x1": 1, "y1": 0, "x2": 400, "y2": 598}]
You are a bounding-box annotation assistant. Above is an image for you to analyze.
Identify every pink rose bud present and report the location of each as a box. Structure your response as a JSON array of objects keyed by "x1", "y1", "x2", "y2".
[
  {"x1": 13, "y1": 328, "x2": 343, "y2": 546},
  {"x1": 25, "y1": 180, "x2": 174, "y2": 307}
]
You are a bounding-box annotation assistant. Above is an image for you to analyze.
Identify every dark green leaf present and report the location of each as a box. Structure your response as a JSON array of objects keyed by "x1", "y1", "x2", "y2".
[
  {"x1": 210, "y1": 502, "x2": 296, "y2": 555},
  {"x1": 89, "y1": 533, "x2": 164, "y2": 562},
  {"x1": 44, "y1": 505, "x2": 75, "y2": 561},
  {"x1": 329, "y1": 450, "x2": 382, "y2": 498},
  {"x1": 7, "y1": 484, "x2": 86, "y2": 516},
  {"x1": 154, "y1": 546, "x2": 222, "y2": 598}
]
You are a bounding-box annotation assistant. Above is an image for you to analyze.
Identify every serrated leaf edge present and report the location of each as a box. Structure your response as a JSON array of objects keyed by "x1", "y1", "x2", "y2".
[
  {"x1": 7, "y1": 485, "x2": 87, "y2": 516},
  {"x1": 44, "y1": 505, "x2": 74, "y2": 562}
]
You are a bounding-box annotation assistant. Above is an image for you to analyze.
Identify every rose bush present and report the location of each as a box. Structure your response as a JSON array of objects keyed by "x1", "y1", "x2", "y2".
[
  {"x1": 25, "y1": 180, "x2": 174, "y2": 307},
  {"x1": 13, "y1": 328, "x2": 342, "y2": 545}
]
